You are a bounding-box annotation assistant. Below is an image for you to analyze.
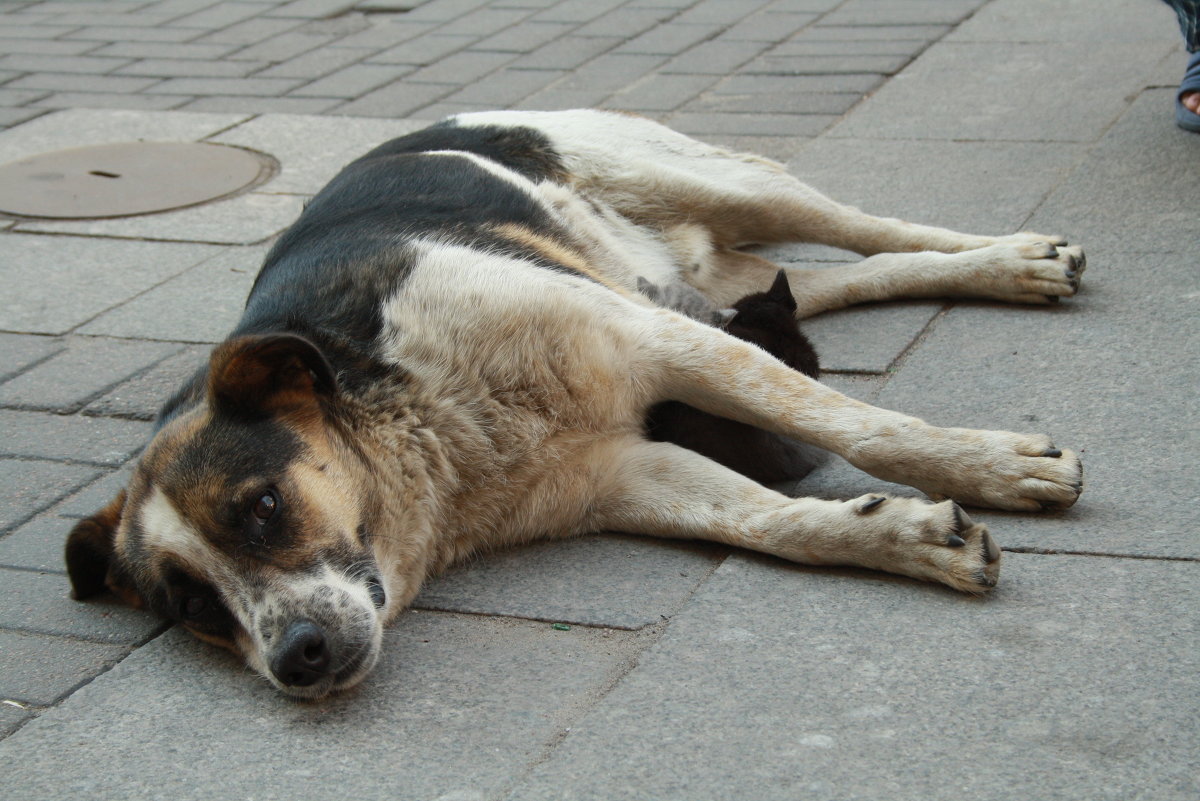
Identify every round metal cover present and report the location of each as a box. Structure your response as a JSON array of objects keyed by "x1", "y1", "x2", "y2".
[{"x1": 0, "y1": 141, "x2": 277, "y2": 219}]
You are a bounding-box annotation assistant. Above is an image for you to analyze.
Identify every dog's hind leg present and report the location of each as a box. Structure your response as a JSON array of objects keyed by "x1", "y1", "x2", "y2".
[
  {"x1": 693, "y1": 246, "x2": 1084, "y2": 316},
  {"x1": 591, "y1": 436, "x2": 1000, "y2": 593},
  {"x1": 638, "y1": 313, "x2": 1082, "y2": 513}
]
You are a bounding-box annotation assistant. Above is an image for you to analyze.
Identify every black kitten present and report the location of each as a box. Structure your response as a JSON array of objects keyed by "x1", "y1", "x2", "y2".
[{"x1": 646, "y1": 270, "x2": 825, "y2": 485}]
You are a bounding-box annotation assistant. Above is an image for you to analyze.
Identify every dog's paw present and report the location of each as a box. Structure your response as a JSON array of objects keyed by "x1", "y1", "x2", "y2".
[
  {"x1": 849, "y1": 425, "x2": 1083, "y2": 513},
  {"x1": 923, "y1": 430, "x2": 1083, "y2": 512},
  {"x1": 964, "y1": 241, "x2": 1086, "y2": 304},
  {"x1": 850, "y1": 496, "x2": 1001, "y2": 593}
]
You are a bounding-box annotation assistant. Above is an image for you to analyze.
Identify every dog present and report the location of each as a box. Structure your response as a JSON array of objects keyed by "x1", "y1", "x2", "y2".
[{"x1": 64, "y1": 110, "x2": 1085, "y2": 699}]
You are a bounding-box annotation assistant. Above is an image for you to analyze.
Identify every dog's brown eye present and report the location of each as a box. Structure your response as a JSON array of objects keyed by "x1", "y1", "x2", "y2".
[
  {"x1": 182, "y1": 595, "x2": 207, "y2": 619},
  {"x1": 252, "y1": 490, "x2": 278, "y2": 525}
]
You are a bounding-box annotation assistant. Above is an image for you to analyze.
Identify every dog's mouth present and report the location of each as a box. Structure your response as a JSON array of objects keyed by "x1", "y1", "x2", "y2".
[
  {"x1": 257, "y1": 571, "x2": 389, "y2": 699},
  {"x1": 265, "y1": 616, "x2": 383, "y2": 699}
]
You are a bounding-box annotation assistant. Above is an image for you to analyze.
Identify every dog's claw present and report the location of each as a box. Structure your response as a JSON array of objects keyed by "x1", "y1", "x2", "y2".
[
  {"x1": 947, "y1": 534, "x2": 966, "y2": 547},
  {"x1": 858, "y1": 496, "x2": 886, "y2": 514},
  {"x1": 1041, "y1": 447, "x2": 1062, "y2": 458}
]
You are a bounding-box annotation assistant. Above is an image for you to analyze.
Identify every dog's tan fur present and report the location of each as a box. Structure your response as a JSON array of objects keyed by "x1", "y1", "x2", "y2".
[{"x1": 66, "y1": 110, "x2": 1083, "y2": 698}]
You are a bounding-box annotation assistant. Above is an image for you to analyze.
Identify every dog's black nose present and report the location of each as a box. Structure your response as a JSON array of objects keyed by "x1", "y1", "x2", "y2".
[{"x1": 270, "y1": 620, "x2": 331, "y2": 687}]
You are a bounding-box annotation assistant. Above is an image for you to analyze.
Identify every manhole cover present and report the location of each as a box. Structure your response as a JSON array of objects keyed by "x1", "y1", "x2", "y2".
[{"x1": 0, "y1": 142, "x2": 277, "y2": 219}]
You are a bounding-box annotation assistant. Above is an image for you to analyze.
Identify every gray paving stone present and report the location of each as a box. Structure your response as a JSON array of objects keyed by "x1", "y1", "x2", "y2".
[
  {"x1": 0, "y1": 514, "x2": 79, "y2": 573},
  {"x1": 785, "y1": 138, "x2": 1088, "y2": 238},
  {"x1": 84, "y1": 345, "x2": 210, "y2": 421},
  {"x1": 62, "y1": 25, "x2": 204, "y2": 43},
  {"x1": 6, "y1": 72, "x2": 162, "y2": 94},
  {"x1": 805, "y1": 298, "x2": 943, "y2": 374},
  {"x1": 573, "y1": 8, "x2": 673, "y2": 39},
  {"x1": 0, "y1": 701, "x2": 32, "y2": 737},
  {"x1": 87, "y1": 42, "x2": 238, "y2": 62},
  {"x1": 403, "y1": 49, "x2": 515, "y2": 84},
  {"x1": 716, "y1": 11, "x2": 819, "y2": 42},
  {"x1": 0, "y1": 460, "x2": 101, "y2": 535},
  {"x1": 227, "y1": 29, "x2": 337, "y2": 62},
  {"x1": 16, "y1": 192, "x2": 305, "y2": 246},
  {"x1": 416, "y1": 534, "x2": 724, "y2": 629},
  {"x1": 673, "y1": 0, "x2": 772, "y2": 25},
  {"x1": 613, "y1": 22, "x2": 721, "y2": 56},
  {"x1": 516, "y1": 34, "x2": 622, "y2": 71},
  {"x1": 658, "y1": 38, "x2": 770, "y2": 75},
  {"x1": 1024, "y1": 90, "x2": 1199, "y2": 253},
  {"x1": 0, "y1": 615, "x2": 645, "y2": 798},
  {"x1": 873, "y1": 250, "x2": 1198, "y2": 559},
  {"x1": 0, "y1": 235, "x2": 220, "y2": 335},
  {"x1": 830, "y1": 41, "x2": 1175, "y2": 142},
  {"x1": 169, "y1": 1, "x2": 265, "y2": 29},
  {"x1": 470, "y1": 20, "x2": 574, "y2": 53},
  {"x1": 0, "y1": 37, "x2": 100, "y2": 56},
  {"x1": 440, "y1": 66, "x2": 565, "y2": 105},
  {"x1": 0, "y1": 568, "x2": 166, "y2": 644},
  {"x1": 0, "y1": 53, "x2": 134, "y2": 75},
  {"x1": 264, "y1": 0, "x2": 358, "y2": 19},
  {"x1": 47, "y1": 463, "x2": 135, "y2": 522},
  {"x1": 548, "y1": 52, "x2": 665, "y2": 94},
  {"x1": 324, "y1": 18, "x2": 436, "y2": 50},
  {"x1": 332, "y1": 79, "x2": 453, "y2": 117},
  {"x1": 667, "y1": 112, "x2": 837, "y2": 137},
  {"x1": 682, "y1": 90, "x2": 861, "y2": 115},
  {"x1": 290, "y1": 62, "x2": 412, "y2": 97},
  {"x1": 194, "y1": 16, "x2": 303, "y2": 46},
  {"x1": 508, "y1": 553, "x2": 1200, "y2": 801},
  {"x1": 29, "y1": 92, "x2": 193, "y2": 111},
  {"x1": 178, "y1": 94, "x2": 341, "y2": 114},
  {"x1": 717, "y1": 72, "x2": 885, "y2": 95},
  {"x1": 792, "y1": 24, "x2": 949, "y2": 41},
  {"x1": 435, "y1": 6, "x2": 531, "y2": 36},
  {"x1": 254, "y1": 43, "x2": 371, "y2": 78},
  {"x1": 530, "y1": 0, "x2": 624, "y2": 24},
  {"x1": 818, "y1": 0, "x2": 984, "y2": 26},
  {"x1": 0, "y1": 24, "x2": 82, "y2": 40},
  {"x1": 0, "y1": 107, "x2": 50, "y2": 128},
  {"x1": 0, "y1": 108, "x2": 250, "y2": 166},
  {"x1": 946, "y1": 0, "x2": 1175, "y2": 43},
  {"x1": 142, "y1": 75, "x2": 306, "y2": 95},
  {"x1": 770, "y1": 39, "x2": 933, "y2": 56},
  {"x1": 0, "y1": 339, "x2": 181, "y2": 414},
  {"x1": 602, "y1": 72, "x2": 716, "y2": 112},
  {"x1": 79, "y1": 246, "x2": 267, "y2": 343},
  {"x1": 369, "y1": 33, "x2": 476, "y2": 65},
  {"x1": 0, "y1": 410, "x2": 150, "y2": 467},
  {"x1": 114, "y1": 57, "x2": 269, "y2": 77},
  {"x1": 741, "y1": 53, "x2": 911, "y2": 75},
  {"x1": 0, "y1": 630, "x2": 128, "y2": 705},
  {"x1": 0, "y1": 334, "x2": 64, "y2": 385}
]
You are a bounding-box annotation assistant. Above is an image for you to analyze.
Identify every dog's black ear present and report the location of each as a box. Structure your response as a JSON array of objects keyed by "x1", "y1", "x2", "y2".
[
  {"x1": 65, "y1": 489, "x2": 141, "y2": 606},
  {"x1": 767, "y1": 270, "x2": 797, "y2": 312},
  {"x1": 208, "y1": 333, "x2": 337, "y2": 418}
]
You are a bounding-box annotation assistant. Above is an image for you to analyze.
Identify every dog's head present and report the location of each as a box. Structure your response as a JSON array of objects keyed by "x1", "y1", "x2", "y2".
[{"x1": 65, "y1": 334, "x2": 390, "y2": 699}]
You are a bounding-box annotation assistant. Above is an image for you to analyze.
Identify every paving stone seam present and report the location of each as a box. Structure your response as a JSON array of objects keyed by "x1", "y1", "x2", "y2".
[
  {"x1": 0, "y1": 450, "x2": 137, "y2": 471},
  {"x1": 0, "y1": 341, "x2": 66, "y2": 386},
  {"x1": 1002, "y1": 546, "x2": 1200, "y2": 563},
  {"x1": 0, "y1": 465, "x2": 107, "y2": 536},
  {"x1": 0, "y1": 347, "x2": 186, "y2": 417},
  {"x1": 0, "y1": 615, "x2": 171, "y2": 648}
]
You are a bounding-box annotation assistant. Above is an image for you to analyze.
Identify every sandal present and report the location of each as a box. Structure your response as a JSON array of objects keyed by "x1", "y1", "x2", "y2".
[{"x1": 1177, "y1": 50, "x2": 1200, "y2": 132}]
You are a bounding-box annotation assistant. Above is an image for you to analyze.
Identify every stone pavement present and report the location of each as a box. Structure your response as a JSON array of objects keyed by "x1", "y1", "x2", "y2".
[{"x1": 0, "y1": 0, "x2": 1196, "y2": 798}]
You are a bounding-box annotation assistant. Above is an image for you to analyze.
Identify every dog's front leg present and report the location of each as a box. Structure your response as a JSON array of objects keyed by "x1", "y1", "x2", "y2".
[
  {"x1": 644, "y1": 314, "x2": 1083, "y2": 513},
  {"x1": 592, "y1": 437, "x2": 1000, "y2": 593}
]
